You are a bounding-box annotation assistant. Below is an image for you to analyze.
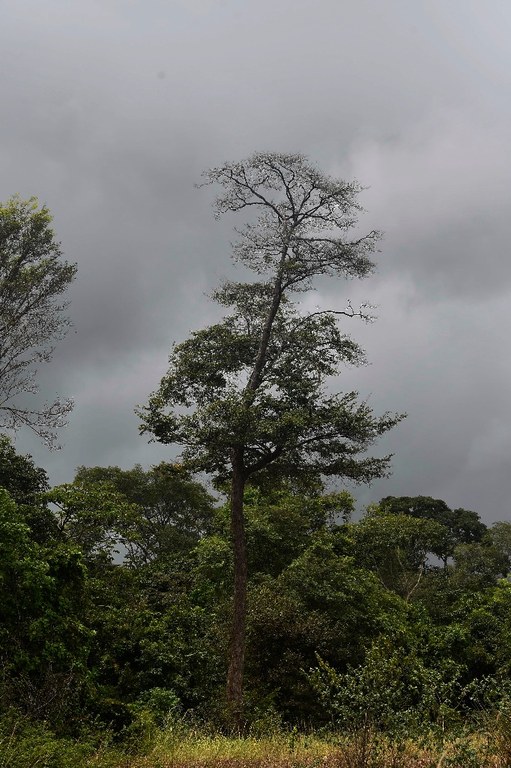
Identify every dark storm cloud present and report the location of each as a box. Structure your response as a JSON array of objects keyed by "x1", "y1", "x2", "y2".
[{"x1": 2, "y1": 0, "x2": 511, "y2": 520}]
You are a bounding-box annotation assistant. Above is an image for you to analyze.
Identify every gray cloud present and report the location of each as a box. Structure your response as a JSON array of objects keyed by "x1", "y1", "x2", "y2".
[
  {"x1": 343, "y1": 111, "x2": 511, "y2": 299},
  {"x1": 2, "y1": 0, "x2": 511, "y2": 521}
]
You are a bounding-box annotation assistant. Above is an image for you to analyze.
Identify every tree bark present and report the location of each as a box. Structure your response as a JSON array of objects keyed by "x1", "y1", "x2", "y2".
[
  {"x1": 226, "y1": 447, "x2": 247, "y2": 728},
  {"x1": 246, "y1": 247, "x2": 289, "y2": 393}
]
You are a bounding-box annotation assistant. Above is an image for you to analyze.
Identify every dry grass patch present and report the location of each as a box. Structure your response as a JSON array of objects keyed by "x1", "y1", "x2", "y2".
[
  {"x1": 132, "y1": 732, "x2": 336, "y2": 768},
  {"x1": 126, "y1": 731, "x2": 446, "y2": 768}
]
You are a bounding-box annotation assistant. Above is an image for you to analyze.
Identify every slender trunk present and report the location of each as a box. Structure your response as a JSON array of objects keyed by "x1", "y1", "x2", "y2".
[
  {"x1": 226, "y1": 237, "x2": 292, "y2": 725},
  {"x1": 245, "y1": 243, "x2": 290, "y2": 393},
  {"x1": 226, "y1": 448, "x2": 247, "y2": 728}
]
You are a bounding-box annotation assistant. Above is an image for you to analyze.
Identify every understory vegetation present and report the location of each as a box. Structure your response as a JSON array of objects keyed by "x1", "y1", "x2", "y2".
[{"x1": 1, "y1": 436, "x2": 511, "y2": 766}]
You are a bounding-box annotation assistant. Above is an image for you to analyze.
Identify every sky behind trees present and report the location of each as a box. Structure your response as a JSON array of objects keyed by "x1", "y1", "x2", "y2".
[{"x1": 2, "y1": 0, "x2": 511, "y2": 521}]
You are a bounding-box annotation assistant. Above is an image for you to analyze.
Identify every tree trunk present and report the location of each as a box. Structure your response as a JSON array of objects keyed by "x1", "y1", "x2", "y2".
[
  {"x1": 246, "y1": 252, "x2": 287, "y2": 393},
  {"x1": 226, "y1": 448, "x2": 247, "y2": 728}
]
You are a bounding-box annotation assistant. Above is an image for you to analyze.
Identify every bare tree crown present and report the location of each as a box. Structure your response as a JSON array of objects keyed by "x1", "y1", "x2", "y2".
[{"x1": 201, "y1": 152, "x2": 380, "y2": 289}]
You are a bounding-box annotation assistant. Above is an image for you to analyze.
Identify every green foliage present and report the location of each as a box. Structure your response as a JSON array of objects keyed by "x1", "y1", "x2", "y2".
[
  {"x1": 0, "y1": 488, "x2": 91, "y2": 725},
  {"x1": 86, "y1": 574, "x2": 224, "y2": 720},
  {"x1": 447, "y1": 582, "x2": 511, "y2": 680},
  {"x1": 452, "y1": 541, "x2": 509, "y2": 590},
  {"x1": 0, "y1": 195, "x2": 76, "y2": 446},
  {"x1": 246, "y1": 536, "x2": 407, "y2": 721},
  {"x1": 347, "y1": 510, "x2": 450, "y2": 599},
  {"x1": 379, "y1": 496, "x2": 487, "y2": 563},
  {"x1": 0, "y1": 435, "x2": 48, "y2": 504},
  {"x1": 75, "y1": 462, "x2": 215, "y2": 566},
  {"x1": 44, "y1": 480, "x2": 139, "y2": 567},
  {"x1": 134, "y1": 687, "x2": 181, "y2": 725},
  {"x1": 490, "y1": 521, "x2": 511, "y2": 567},
  {"x1": 308, "y1": 635, "x2": 472, "y2": 738},
  {"x1": 213, "y1": 486, "x2": 355, "y2": 578},
  {"x1": 141, "y1": 319, "x2": 401, "y2": 486},
  {"x1": 0, "y1": 711, "x2": 127, "y2": 768},
  {"x1": 3, "y1": 444, "x2": 511, "y2": 741},
  {"x1": 192, "y1": 534, "x2": 232, "y2": 603},
  {"x1": 0, "y1": 435, "x2": 55, "y2": 542}
]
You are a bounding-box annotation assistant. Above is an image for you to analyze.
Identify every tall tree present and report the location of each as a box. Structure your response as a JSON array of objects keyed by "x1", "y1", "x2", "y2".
[
  {"x1": 139, "y1": 152, "x2": 403, "y2": 722},
  {"x1": 0, "y1": 196, "x2": 76, "y2": 447}
]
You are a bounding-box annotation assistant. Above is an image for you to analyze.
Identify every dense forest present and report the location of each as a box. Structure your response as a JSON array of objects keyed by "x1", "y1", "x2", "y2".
[
  {"x1": 2, "y1": 436, "x2": 511, "y2": 764},
  {"x1": 2, "y1": 159, "x2": 511, "y2": 766}
]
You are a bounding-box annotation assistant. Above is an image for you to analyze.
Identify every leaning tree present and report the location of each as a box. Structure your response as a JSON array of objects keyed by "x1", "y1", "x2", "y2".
[{"x1": 139, "y1": 152, "x2": 404, "y2": 723}]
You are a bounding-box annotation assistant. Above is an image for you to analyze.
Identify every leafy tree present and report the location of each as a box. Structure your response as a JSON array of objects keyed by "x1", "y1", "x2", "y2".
[
  {"x1": 448, "y1": 507, "x2": 488, "y2": 546},
  {"x1": 489, "y1": 521, "x2": 511, "y2": 571},
  {"x1": 139, "y1": 152, "x2": 404, "y2": 720},
  {"x1": 442, "y1": 581, "x2": 511, "y2": 683},
  {"x1": 0, "y1": 434, "x2": 55, "y2": 542},
  {"x1": 451, "y1": 541, "x2": 509, "y2": 590},
  {"x1": 380, "y1": 496, "x2": 452, "y2": 523},
  {"x1": 347, "y1": 510, "x2": 450, "y2": 600},
  {"x1": 308, "y1": 636, "x2": 460, "y2": 736},
  {"x1": 0, "y1": 196, "x2": 76, "y2": 447},
  {"x1": 244, "y1": 487, "x2": 354, "y2": 578},
  {"x1": 86, "y1": 582, "x2": 223, "y2": 722},
  {"x1": 0, "y1": 434, "x2": 48, "y2": 504},
  {"x1": 380, "y1": 496, "x2": 487, "y2": 564},
  {"x1": 74, "y1": 462, "x2": 215, "y2": 567},
  {"x1": 44, "y1": 481, "x2": 138, "y2": 568},
  {"x1": 210, "y1": 485, "x2": 354, "y2": 579},
  {"x1": 0, "y1": 488, "x2": 90, "y2": 726}
]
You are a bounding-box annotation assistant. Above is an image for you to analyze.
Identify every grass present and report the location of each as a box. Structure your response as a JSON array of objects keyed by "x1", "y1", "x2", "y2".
[
  {"x1": 1, "y1": 717, "x2": 509, "y2": 768},
  {"x1": 121, "y1": 728, "x2": 501, "y2": 768},
  {"x1": 134, "y1": 731, "x2": 340, "y2": 767}
]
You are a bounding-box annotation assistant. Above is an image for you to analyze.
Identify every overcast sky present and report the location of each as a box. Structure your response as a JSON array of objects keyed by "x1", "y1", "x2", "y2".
[{"x1": 2, "y1": 0, "x2": 511, "y2": 522}]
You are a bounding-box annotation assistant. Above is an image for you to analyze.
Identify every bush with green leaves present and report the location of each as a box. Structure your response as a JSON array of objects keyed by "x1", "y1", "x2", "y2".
[
  {"x1": 0, "y1": 710, "x2": 125, "y2": 768},
  {"x1": 0, "y1": 488, "x2": 91, "y2": 728},
  {"x1": 245, "y1": 536, "x2": 408, "y2": 723},
  {"x1": 308, "y1": 636, "x2": 465, "y2": 737}
]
